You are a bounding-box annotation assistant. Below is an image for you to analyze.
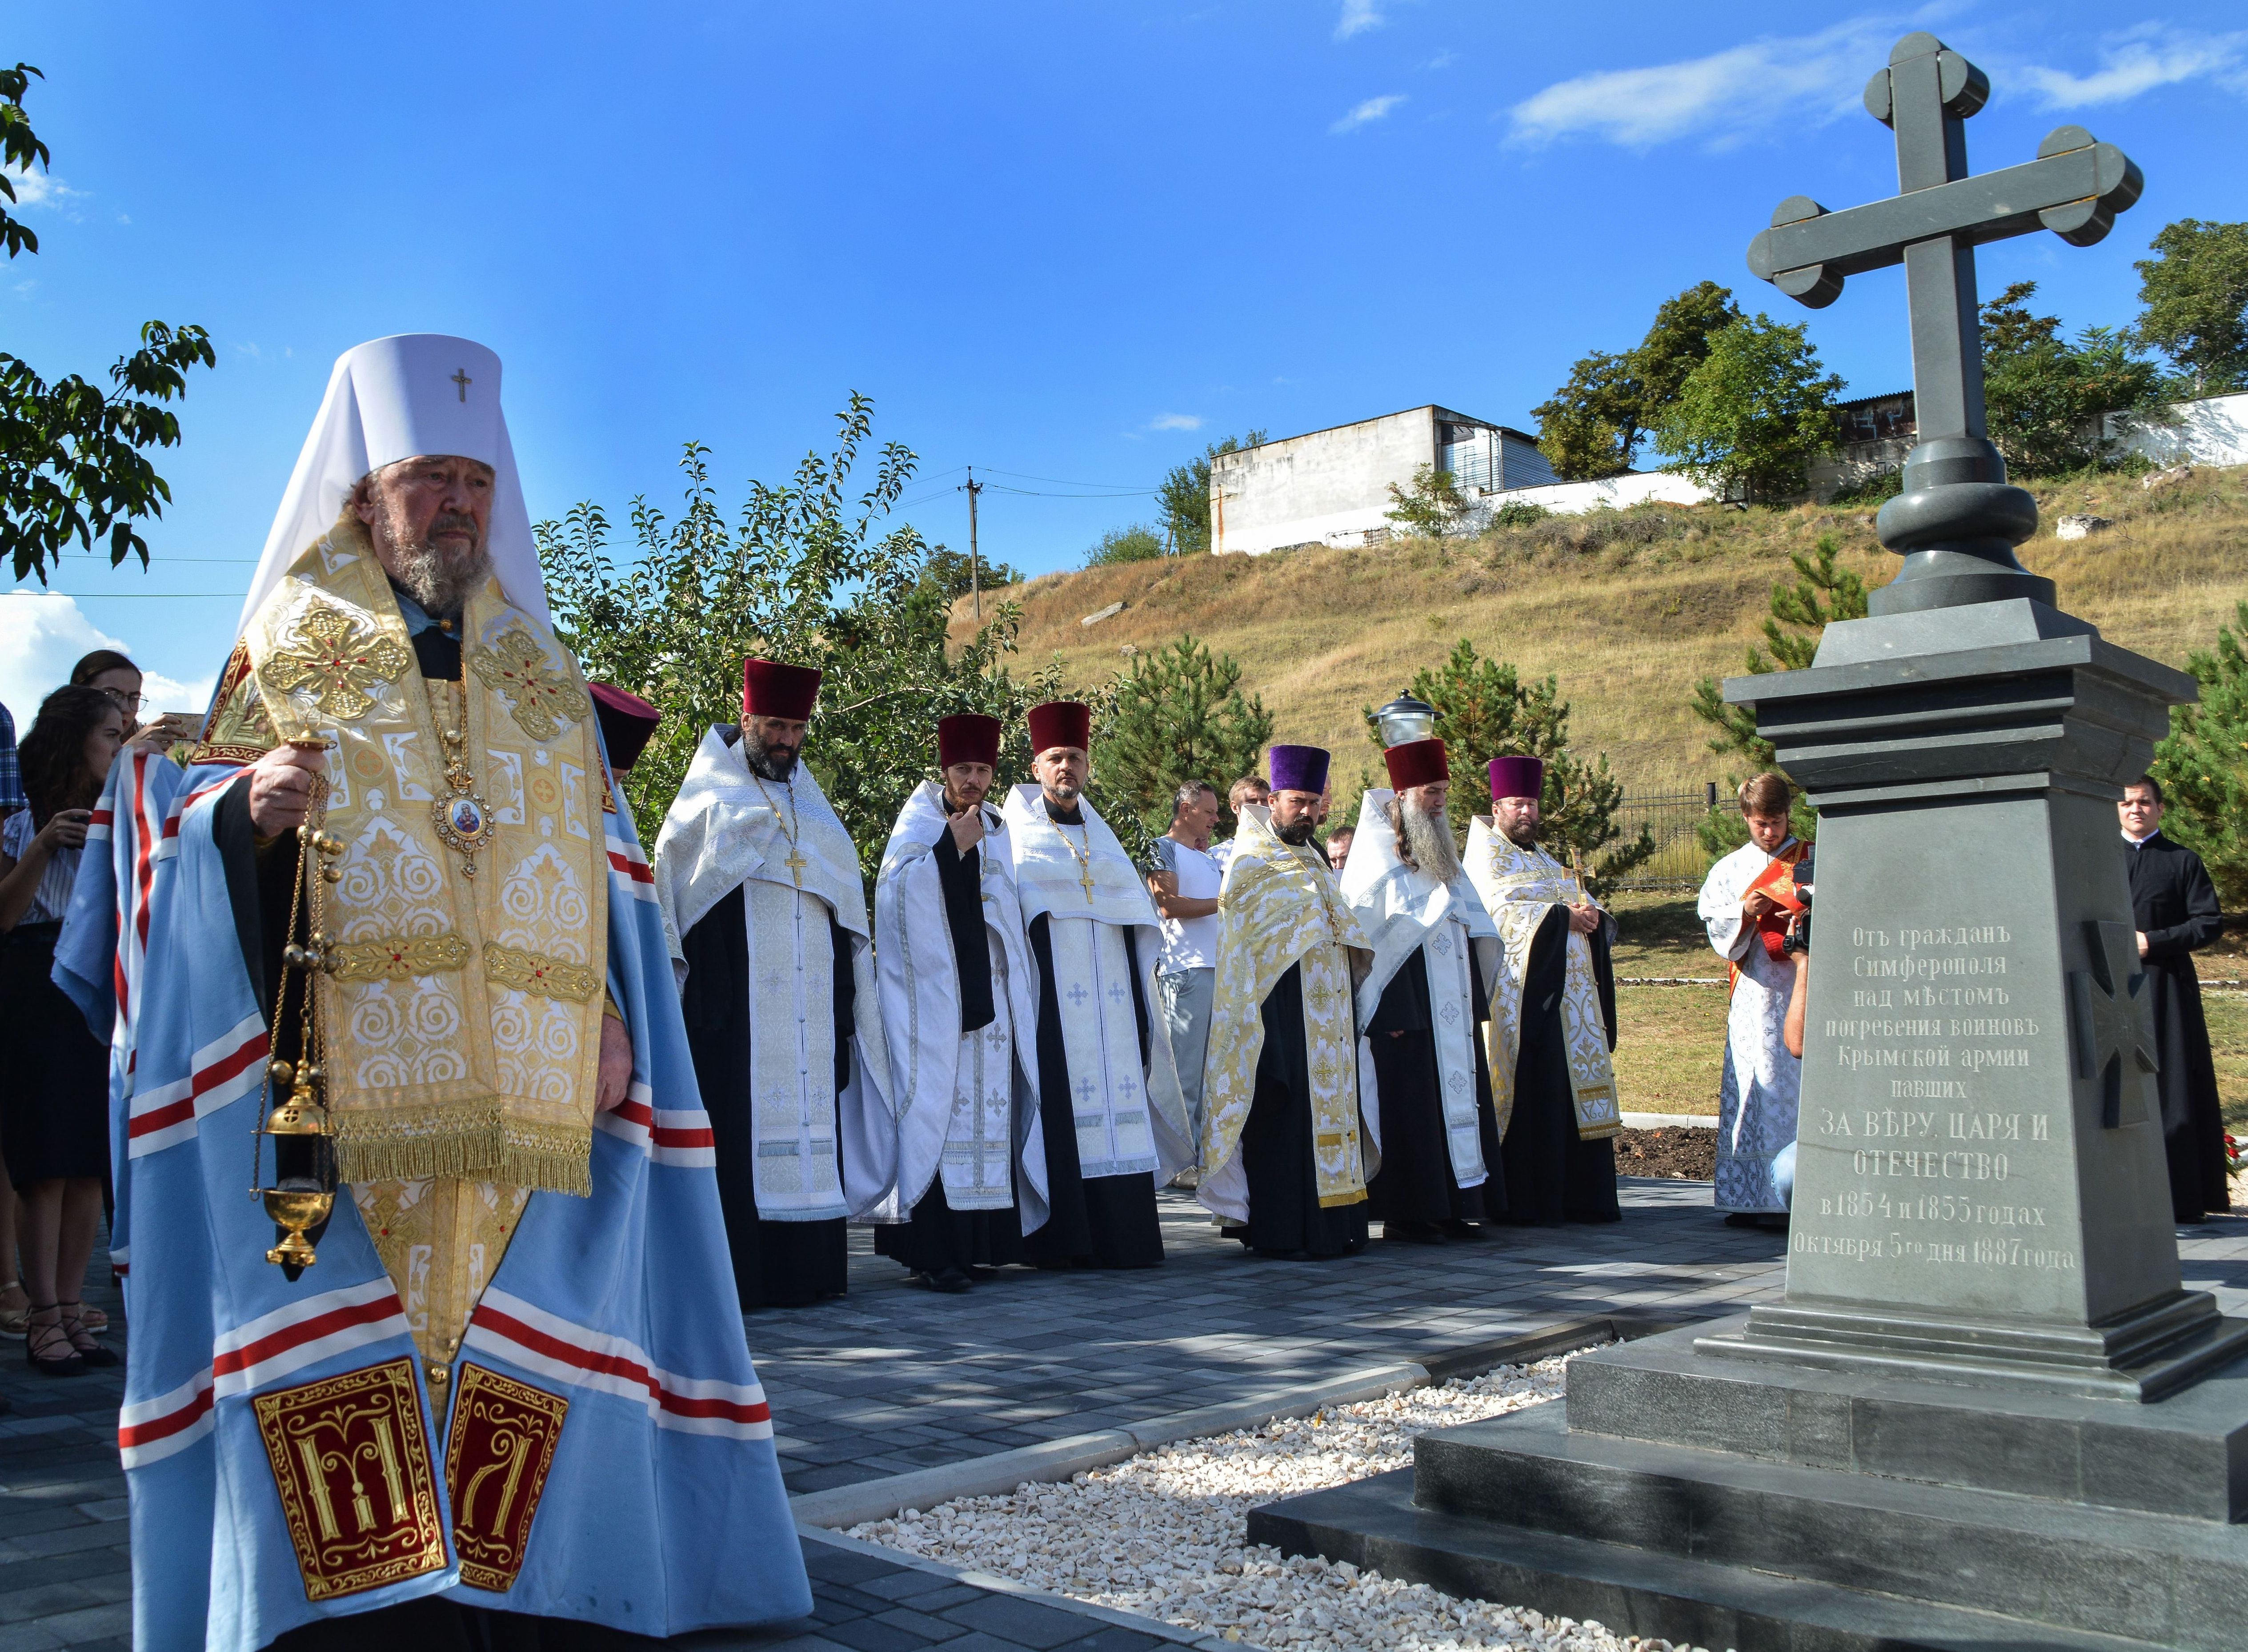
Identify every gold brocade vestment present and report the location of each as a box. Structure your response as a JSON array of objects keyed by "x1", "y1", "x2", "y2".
[{"x1": 200, "y1": 512, "x2": 610, "y2": 1362}]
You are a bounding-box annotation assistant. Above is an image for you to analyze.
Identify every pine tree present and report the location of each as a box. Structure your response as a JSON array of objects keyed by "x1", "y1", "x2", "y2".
[
  {"x1": 2151, "y1": 599, "x2": 2248, "y2": 909},
  {"x1": 1362, "y1": 639, "x2": 1655, "y2": 890},
  {"x1": 1687, "y1": 533, "x2": 1865, "y2": 852},
  {"x1": 1089, "y1": 634, "x2": 1273, "y2": 854}
]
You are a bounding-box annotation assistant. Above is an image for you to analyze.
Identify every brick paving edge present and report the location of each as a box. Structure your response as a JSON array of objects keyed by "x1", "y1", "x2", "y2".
[
  {"x1": 788, "y1": 1311, "x2": 1700, "y2": 1529},
  {"x1": 797, "y1": 1520, "x2": 1269, "y2": 1652}
]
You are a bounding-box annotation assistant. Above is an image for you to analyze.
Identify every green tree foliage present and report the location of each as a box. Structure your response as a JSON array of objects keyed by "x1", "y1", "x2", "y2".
[
  {"x1": 1980, "y1": 281, "x2": 2168, "y2": 476},
  {"x1": 0, "y1": 64, "x2": 215, "y2": 582},
  {"x1": 1532, "y1": 281, "x2": 1742, "y2": 480},
  {"x1": 537, "y1": 397, "x2": 1056, "y2": 884},
  {"x1": 1083, "y1": 524, "x2": 1167, "y2": 567},
  {"x1": 1087, "y1": 634, "x2": 1273, "y2": 854},
  {"x1": 1155, "y1": 429, "x2": 1266, "y2": 554},
  {"x1": 2132, "y1": 219, "x2": 2248, "y2": 397},
  {"x1": 1383, "y1": 464, "x2": 1469, "y2": 537},
  {"x1": 2151, "y1": 599, "x2": 2248, "y2": 910},
  {"x1": 1653, "y1": 314, "x2": 1843, "y2": 503},
  {"x1": 1361, "y1": 639, "x2": 1655, "y2": 890},
  {"x1": 1686, "y1": 534, "x2": 1863, "y2": 852},
  {"x1": 917, "y1": 543, "x2": 1023, "y2": 604}
]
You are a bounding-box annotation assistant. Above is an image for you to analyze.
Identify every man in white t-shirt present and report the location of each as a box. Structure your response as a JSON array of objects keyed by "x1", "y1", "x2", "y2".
[
  {"x1": 1148, "y1": 782, "x2": 1223, "y2": 1179},
  {"x1": 1209, "y1": 775, "x2": 1270, "y2": 876}
]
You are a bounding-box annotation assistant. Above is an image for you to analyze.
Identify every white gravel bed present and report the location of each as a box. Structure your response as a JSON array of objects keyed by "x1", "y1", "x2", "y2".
[{"x1": 846, "y1": 1351, "x2": 1710, "y2": 1652}]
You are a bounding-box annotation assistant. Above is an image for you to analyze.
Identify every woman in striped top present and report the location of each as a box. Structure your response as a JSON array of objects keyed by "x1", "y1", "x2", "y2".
[{"x1": 0, "y1": 686, "x2": 126, "y2": 1375}]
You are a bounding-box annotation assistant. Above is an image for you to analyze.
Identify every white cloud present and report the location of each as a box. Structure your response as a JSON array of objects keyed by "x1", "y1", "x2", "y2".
[
  {"x1": 1331, "y1": 93, "x2": 1408, "y2": 134},
  {"x1": 0, "y1": 593, "x2": 213, "y2": 730},
  {"x1": 1149, "y1": 412, "x2": 1205, "y2": 432},
  {"x1": 2, "y1": 165, "x2": 87, "y2": 216},
  {"x1": 1507, "y1": 17, "x2": 1898, "y2": 149},
  {"x1": 2019, "y1": 25, "x2": 2248, "y2": 107},
  {"x1": 1335, "y1": 0, "x2": 1383, "y2": 41}
]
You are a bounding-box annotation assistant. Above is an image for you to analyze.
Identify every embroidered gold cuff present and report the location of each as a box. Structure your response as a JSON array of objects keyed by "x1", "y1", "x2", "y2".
[
  {"x1": 329, "y1": 932, "x2": 474, "y2": 982},
  {"x1": 483, "y1": 942, "x2": 601, "y2": 1003}
]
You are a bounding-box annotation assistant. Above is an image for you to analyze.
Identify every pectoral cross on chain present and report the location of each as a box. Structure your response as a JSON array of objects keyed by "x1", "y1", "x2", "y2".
[
  {"x1": 784, "y1": 847, "x2": 809, "y2": 888},
  {"x1": 1744, "y1": 32, "x2": 2140, "y2": 613},
  {"x1": 451, "y1": 368, "x2": 473, "y2": 403},
  {"x1": 1079, "y1": 865, "x2": 1095, "y2": 900}
]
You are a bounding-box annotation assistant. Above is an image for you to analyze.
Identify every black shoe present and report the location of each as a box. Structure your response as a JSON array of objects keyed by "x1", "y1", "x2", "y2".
[
  {"x1": 1383, "y1": 1220, "x2": 1446, "y2": 1244},
  {"x1": 1723, "y1": 1212, "x2": 1764, "y2": 1228},
  {"x1": 1439, "y1": 1220, "x2": 1493, "y2": 1242},
  {"x1": 25, "y1": 1308, "x2": 83, "y2": 1378},
  {"x1": 922, "y1": 1268, "x2": 972, "y2": 1294},
  {"x1": 57, "y1": 1304, "x2": 117, "y2": 1368}
]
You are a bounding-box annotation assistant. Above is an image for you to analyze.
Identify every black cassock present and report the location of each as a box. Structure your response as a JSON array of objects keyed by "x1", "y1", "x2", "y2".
[
  {"x1": 2128, "y1": 832, "x2": 2228, "y2": 1223},
  {"x1": 680, "y1": 887, "x2": 857, "y2": 1310},
  {"x1": 1226, "y1": 962, "x2": 1371, "y2": 1259},
  {"x1": 1499, "y1": 907, "x2": 1622, "y2": 1225},
  {"x1": 874, "y1": 830, "x2": 1028, "y2": 1275},
  {"x1": 1364, "y1": 946, "x2": 1506, "y2": 1227},
  {"x1": 1021, "y1": 912, "x2": 1165, "y2": 1269}
]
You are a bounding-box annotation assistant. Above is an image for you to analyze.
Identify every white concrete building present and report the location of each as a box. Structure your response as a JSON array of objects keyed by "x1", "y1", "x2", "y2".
[{"x1": 1208, "y1": 405, "x2": 1560, "y2": 556}]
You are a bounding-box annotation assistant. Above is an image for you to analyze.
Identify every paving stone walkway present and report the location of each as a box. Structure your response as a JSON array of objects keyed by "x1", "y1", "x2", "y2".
[{"x1": 2, "y1": 1190, "x2": 2243, "y2": 1648}]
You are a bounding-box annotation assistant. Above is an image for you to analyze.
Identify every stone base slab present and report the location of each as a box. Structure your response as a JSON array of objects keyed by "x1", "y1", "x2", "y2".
[
  {"x1": 1574, "y1": 1314, "x2": 2248, "y2": 1520},
  {"x1": 1249, "y1": 1469, "x2": 2168, "y2": 1652}
]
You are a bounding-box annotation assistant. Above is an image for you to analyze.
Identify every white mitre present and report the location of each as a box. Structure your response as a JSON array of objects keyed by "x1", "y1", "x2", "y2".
[{"x1": 239, "y1": 333, "x2": 547, "y2": 633}]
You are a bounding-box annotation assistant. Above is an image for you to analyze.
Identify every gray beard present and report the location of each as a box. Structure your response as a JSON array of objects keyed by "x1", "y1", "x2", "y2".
[
  {"x1": 392, "y1": 541, "x2": 491, "y2": 620},
  {"x1": 1390, "y1": 798, "x2": 1461, "y2": 882},
  {"x1": 741, "y1": 727, "x2": 799, "y2": 782}
]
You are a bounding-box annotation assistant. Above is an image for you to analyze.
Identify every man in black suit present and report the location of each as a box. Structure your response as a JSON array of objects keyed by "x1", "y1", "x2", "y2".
[{"x1": 2120, "y1": 775, "x2": 2230, "y2": 1223}]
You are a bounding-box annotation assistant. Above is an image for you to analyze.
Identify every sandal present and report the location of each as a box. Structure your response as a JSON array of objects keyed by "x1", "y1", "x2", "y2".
[
  {"x1": 0, "y1": 1279, "x2": 27, "y2": 1339},
  {"x1": 57, "y1": 1302, "x2": 118, "y2": 1369},
  {"x1": 25, "y1": 1305, "x2": 84, "y2": 1377},
  {"x1": 74, "y1": 1305, "x2": 106, "y2": 1334}
]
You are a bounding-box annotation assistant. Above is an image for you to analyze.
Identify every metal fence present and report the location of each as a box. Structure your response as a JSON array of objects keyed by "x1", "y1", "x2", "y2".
[{"x1": 1607, "y1": 784, "x2": 1719, "y2": 892}]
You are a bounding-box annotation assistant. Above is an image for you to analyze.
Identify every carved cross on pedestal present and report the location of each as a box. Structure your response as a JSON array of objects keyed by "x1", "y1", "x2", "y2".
[
  {"x1": 2069, "y1": 919, "x2": 2160, "y2": 1129},
  {"x1": 1745, "y1": 32, "x2": 2142, "y2": 615}
]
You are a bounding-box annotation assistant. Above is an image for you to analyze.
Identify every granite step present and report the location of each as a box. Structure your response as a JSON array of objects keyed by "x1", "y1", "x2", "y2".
[{"x1": 1249, "y1": 1468, "x2": 2197, "y2": 1652}]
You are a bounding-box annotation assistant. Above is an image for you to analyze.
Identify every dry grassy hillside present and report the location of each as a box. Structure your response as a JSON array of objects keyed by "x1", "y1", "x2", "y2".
[{"x1": 950, "y1": 466, "x2": 2248, "y2": 795}]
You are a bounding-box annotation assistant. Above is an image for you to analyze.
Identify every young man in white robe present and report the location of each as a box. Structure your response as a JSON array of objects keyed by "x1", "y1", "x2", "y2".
[
  {"x1": 1466, "y1": 754, "x2": 1623, "y2": 1225},
  {"x1": 1338, "y1": 738, "x2": 1508, "y2": 1242},
  {"x1": 1001, "y1": 701, "x2": 1193, "y2": 1267},
  {"x1": 1198, "y1": 746, "x2": 1376, "y2": 1259},
  {"x1": 1694, "y1": 771, "x2": 1807, "y2": 1226},
  {"x1": 654, "y1": 658, "x2": 896, "y2": 1306},
  {"x1": 872, "y1": 713, "x2": 1047, "y2": 1292}
]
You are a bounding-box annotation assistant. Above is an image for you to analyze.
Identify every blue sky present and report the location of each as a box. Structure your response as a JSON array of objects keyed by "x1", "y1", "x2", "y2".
[{"x1": 5, "y1": 1, "x2": 2244, "y2": 719}]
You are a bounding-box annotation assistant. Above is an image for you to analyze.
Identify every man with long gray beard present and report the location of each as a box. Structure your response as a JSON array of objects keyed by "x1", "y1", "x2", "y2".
[
  {"x1": 76, "y1": 335, "x2": 809, "y2": 1644},
  {"x1": 655, "y1": 658, "x2": 896, "y2": 1308},
  {"x1": 1338, "y1": 738, "x2": 1508, "y2": 1243},
  {"x1": 1466, "y1": 755, "x2": 1622, "y2": 1225}
]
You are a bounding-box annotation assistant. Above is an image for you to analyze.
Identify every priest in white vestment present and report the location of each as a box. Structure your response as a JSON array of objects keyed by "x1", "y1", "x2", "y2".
[
  {"x1": 1198, "y1": 746, "x2": 1376, "y2": 1259},
  {"x1": 654, "y1": 658, "x2": 896, "y2": 1307},
  {"x1": 872, "y1": 713, "x2": 1047, "y2": 1292},
  {"x1": 1339, "y1": 738, "x2": 1508, "y2": 1242},
  {"x1": 1466, "y1": 754, "x2": 1623, "y2": 1225},
  {"x1": 1695, "y1": 772, "x2": 1807, "y2": 1223},
  {"x1": 1001, "y1": 701, "x2": 1192, "y2": 1268}
]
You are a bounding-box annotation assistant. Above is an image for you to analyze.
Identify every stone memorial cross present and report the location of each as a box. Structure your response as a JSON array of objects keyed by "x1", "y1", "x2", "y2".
[{"x1": 1747, "y1": 31, "x2": 2141, "y2": 614}]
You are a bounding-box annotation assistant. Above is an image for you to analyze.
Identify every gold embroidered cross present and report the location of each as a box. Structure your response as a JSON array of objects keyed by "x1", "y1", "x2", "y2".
[
  {"x1": 469, "y1": 627, "x2": 583, "y2": 743},
  {"x1": 263, "y1": 599, "x2": 412, "y2": 722}
]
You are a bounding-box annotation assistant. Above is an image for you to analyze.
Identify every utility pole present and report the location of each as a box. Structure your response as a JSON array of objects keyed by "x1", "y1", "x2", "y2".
[{"x1": 959, "y1": 467, "x2": 985, "y2": 622}]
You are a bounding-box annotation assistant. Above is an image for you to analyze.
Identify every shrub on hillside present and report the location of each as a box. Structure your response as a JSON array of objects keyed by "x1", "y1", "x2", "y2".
[
  {"x1": 2153, "y1": 598, "x2": 2248, "y2": 910},
  {"x1": 1084, "y1": 523, "x2": 1168, "y2": 567}
]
